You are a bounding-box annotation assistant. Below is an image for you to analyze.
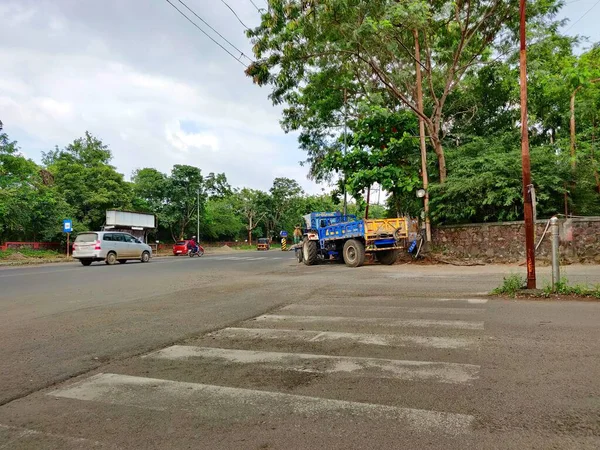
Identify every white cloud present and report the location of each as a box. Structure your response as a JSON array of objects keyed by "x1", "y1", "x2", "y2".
[{"x1": 0, "y1": 0, "x2": 324, "y2": 194}]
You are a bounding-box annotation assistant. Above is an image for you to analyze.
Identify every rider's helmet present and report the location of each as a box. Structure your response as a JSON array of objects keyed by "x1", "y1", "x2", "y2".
[{"x1": 192, "y1": 236, "x2": 197, "y2": 240}]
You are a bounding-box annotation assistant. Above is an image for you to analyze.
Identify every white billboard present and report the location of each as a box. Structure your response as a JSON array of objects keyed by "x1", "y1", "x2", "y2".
[{"x1": 105, "y1": 210, "x2": 156, "y2": 229}]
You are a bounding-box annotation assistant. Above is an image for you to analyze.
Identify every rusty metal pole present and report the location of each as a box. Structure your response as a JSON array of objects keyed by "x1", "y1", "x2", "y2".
[
  {"x1": 413, "y1": 29, "x2": 432, "y2": 245},
  {"x1": 519, "y1": 0, "x2": 536, "y2": 289},
  {"x1": 365, "y1": 186, "x2": 371, "y2": 220}
]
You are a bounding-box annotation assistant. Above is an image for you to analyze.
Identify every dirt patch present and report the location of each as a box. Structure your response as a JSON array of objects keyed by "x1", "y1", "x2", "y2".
[{"x1": 5, "y1": 252, "x2": 27, "y2": 261}]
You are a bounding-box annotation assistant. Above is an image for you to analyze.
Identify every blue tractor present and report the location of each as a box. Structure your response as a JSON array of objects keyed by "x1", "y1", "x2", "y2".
[{"x1": 296, "y1": 212, "x2": 409, "y2": 267}]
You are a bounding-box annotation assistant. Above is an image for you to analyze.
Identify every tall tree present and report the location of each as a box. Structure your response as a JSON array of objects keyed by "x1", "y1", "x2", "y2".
[
  {"x1": 246, "y1": 0, "x2": 561, "y2": 182},
  {"x1": 162, "y1": 165, "x2": 204, "y2": 241},
  {"x1": 235, "y1": 188, "x2": 269, "y2": 244},
  {"x1": 42, "y1": 132, "x2": 132, "y2": 231}
]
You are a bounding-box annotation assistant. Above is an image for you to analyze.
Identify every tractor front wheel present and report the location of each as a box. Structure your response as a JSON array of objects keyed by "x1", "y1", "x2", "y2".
[{"x1": 343, "y1": 239, "x2": 365, "y2": 268}]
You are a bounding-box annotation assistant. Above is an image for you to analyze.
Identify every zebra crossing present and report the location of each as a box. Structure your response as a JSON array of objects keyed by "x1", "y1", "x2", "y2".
[{"x1": 42, "y1": 294, "x2": 487, "y2": 444}]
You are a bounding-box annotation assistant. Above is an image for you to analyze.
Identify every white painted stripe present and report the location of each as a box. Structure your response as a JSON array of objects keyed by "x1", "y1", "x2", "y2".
[
  {"x1": 244, "y1": 257, "x2": 268, "y2": 261},
  {"x1": 0, "y1": 424, "x2": 111, "y2": 449},
  {"x1": 146, "y1": 346, "x2": 479, "y2": 384},
  {"x1": 437, "y1": 298, "x2": 488, "y2": 304},
  {"x1": 49, "y1": 373, "x2": 473, "y2": 435},
  {"x1": 211, "y1": 327, "x2": 478, "y2": 350},
  {"x1": 254, "y1": 314, "x2": 485, "y2": 330},
  {"x1": 280, "y1": 304, "x2": 484, "y2": 316}
]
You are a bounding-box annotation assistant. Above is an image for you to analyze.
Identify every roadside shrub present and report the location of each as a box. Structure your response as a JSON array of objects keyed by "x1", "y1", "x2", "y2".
[{"x1": 491, "y1": 274, "x2": 525, "y2": 297}]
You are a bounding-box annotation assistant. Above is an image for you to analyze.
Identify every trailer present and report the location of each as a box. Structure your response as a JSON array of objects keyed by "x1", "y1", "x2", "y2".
[{"x1": 298, "y1": 212, "x2": 408, "y2": 267}]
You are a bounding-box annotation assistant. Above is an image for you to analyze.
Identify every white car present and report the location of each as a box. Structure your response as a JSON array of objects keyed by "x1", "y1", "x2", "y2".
[{"x1": 73, "y1": 231, "x2": 152, "y2": 266}]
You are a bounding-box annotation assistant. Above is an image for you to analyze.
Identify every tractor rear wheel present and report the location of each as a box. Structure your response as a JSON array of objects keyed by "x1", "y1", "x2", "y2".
[
  {"x1": 343, "y1": 239, "x2": 365, "y2": 268},
  {"x1": 376, "y1": 249, "x2": 398, "y2": 265},
  {"x1": 302, "y1": 239, "x2": 318, "y2": 266}
]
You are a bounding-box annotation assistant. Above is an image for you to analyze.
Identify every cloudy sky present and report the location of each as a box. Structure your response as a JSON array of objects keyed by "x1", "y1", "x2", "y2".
[{"x1": 0, "y1": 0, "x2": 598, "y2": 193}]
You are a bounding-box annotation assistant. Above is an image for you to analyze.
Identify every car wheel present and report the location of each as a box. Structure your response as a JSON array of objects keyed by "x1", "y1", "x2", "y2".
[
  {"x1": 141, "y1": 251, "x2": 150, "y2": 263},
  {"x1": 105, "y1": 252, "x2": 117, "y2": 265},
  {"x1": 80, "y1": 259, "x2": 92, "y2": 266}
]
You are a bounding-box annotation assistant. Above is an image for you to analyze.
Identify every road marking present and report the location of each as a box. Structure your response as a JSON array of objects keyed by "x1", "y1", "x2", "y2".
[
  {"x1": 254, "y1": 314, "x2": 485, "y2": 330},
  {"x1": 210, "y1": 327, "x2": 478, "y2": 349},
  {"x1": 280, "y1": 304, "x2": 484, "y2": 316},
  {"x1": 437, "y1": 299, "x2": 489, "y2": 304},
  {"x1": 0, "y1": 424, "x2": 111, "y2": 449},
  {"x1": 49, "y1": 373, "x2": 473, "y2": 435},
  {"x1": 145, "y1": 345, "x2": 479, "y2": 384}
]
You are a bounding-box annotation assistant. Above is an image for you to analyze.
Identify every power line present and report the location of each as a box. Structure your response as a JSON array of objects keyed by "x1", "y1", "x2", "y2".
[
  {"x1": 163, "y1": 0, "x2": 246, "y2": 66},
  {"x1": 220, "y1": 0, "x2": 250, "y2": 29},
  {"x1": 565, "y1": 0, "x2": 600, "y2": 32},
  {"x1": 249, "y1": 0, "x2": 262, "y2": 12},
  {"x1": 177, "y1": 0, "x2": 252, "y2": 61}
]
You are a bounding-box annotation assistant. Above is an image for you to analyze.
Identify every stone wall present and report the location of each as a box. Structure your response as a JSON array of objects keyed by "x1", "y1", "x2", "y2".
[{"x1": 432, "y1": 217, "x2": 600, "y2": 264}]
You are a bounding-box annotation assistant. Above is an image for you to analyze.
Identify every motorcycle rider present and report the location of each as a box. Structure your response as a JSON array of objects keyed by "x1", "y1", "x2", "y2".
[{"x1": 188, "y1": 236, "x2": 198, "y2": 254}]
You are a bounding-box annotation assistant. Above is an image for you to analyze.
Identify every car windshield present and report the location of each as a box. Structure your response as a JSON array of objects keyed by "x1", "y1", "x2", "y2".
[
  {"x1": 74, "y1": 233, "x2": 97, "y2": 243},
  {"x1": 176, "y1": 241, "x2": 187, "y2": 245}
]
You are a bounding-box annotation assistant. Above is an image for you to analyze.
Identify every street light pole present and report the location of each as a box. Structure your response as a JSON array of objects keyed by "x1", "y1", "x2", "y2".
[
  {"x1": 197, "y1": 188, "x2": 200, "y2": 241},
  {"x1": 519, "y1": 0, "x2": 536, "y2": 289}
]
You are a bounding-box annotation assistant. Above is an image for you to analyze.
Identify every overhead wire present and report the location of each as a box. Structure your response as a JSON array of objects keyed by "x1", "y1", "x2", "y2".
[
  {"x1": 162, "y1": 0, "x2": 250, "y2": 66},
  {"x1": 220, "y1": 0, "x2": 251, "y2": 29},
  {"x1": 565, "y1": 0, "x2": 600, "y2": 32},
  {"x1": 177, "y1": 0, "x2": 252, "y2": 61},
  {"x1": 249, "y1": 0, "x2": 262, "y2": 12}
]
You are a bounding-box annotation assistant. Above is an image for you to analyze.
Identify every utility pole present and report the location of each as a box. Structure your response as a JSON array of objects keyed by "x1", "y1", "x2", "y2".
[
  {"x1": 365, "y1": 186, "x2": 371, "y2": 220},
  {"x1": 519, "y1": 0, "x2": 536, "y2": 289},
  {"x1": 197, "y1": 188, "x2": 200, "y2": 241},
  {"x1": 413, "y1": 29, "x2": 432, "y2": 245},
  {"x1": 343, "y1": 88, "x2": 348, "y2": 216}
]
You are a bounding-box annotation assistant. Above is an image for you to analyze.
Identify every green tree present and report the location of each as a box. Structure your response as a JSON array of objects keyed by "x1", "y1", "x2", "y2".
[
  {"x1": 247, "y1": 0, "x2": 561, "y2": 182},
  {"x1": 201, "y1": 197, "x2": 244, "y2": 241},
  {"x1": 42, "y1": 132, "x2": 132, "y2": 231},
  {"x1": 0, "y1": 133, "x2": 73, "y2": 243},
  {"x1": 430, "y1": 134, "x2": 569, "y2": 223},
  {"x1": 263, "y1": 177, "x2": 304, "y2": 237},
  {"x1": 161, "y1": 165, "x2": 205, "y2": 241},
  {"x1": 234, "y1": 188, "x2": 269, "y2": 243}
]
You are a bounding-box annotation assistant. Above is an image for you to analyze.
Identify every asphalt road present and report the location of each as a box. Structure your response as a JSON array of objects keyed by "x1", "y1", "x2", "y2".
[{"x1": 1, "y1": 253, "x2": 599, "y2": 449}]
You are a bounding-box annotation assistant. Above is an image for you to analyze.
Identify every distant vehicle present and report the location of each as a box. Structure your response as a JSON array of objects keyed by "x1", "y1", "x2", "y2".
[
  {"x1": 257, "y1": 238, "x2": 270, "y2": 251},
  {"x1": 73, "y1": 231, "x2": 152, "y2": 266},
  {"x1": 297, "y1": 212, "x2": 408, "y2": 267},
  {"x1": 173, "y1": 240, "x2": 190, "y2": 256}
]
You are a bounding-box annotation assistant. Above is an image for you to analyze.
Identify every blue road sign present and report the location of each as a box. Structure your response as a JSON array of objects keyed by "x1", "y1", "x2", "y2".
[
  {"x1": 63, "y1": 219, "x2": 73, "y2": 233},
  {"x1": 280, "y1": 230, "x2": 288, "y2": 237}
]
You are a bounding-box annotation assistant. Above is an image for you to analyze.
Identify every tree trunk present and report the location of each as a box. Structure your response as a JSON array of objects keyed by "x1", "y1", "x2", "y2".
[
  {"x1": 430, "y1": 136, "x2": 447, "y2": 183},
  {"x1": 248, "y1": 228, "x2": 252, "y2": 245},
  {"x1": 592, "y1": 119, "x2": 600, "y2": 194},
  {"x1": 570, "y1": 88, "x2": 578, "y2": 171}
]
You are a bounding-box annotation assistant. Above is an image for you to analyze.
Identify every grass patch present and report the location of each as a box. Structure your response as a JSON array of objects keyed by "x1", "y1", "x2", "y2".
[
  {"x1": 0, "y1": 248, "x2": 63, "y2": 260},
  {"x1": 542, "y1": 278, "x2": 600, "y2": 299},
  {"x1": 491, "y1": 274, "x2": 525, "y2": 297}
]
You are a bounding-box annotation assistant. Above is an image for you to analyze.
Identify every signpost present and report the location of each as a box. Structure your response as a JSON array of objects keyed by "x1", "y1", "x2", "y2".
[
  {"x1": 280, "y1": 231, "x2": 288, "y2": 251},
  {"x1": 63, "y1": 219, "x2": 72, "y2": 258}
]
